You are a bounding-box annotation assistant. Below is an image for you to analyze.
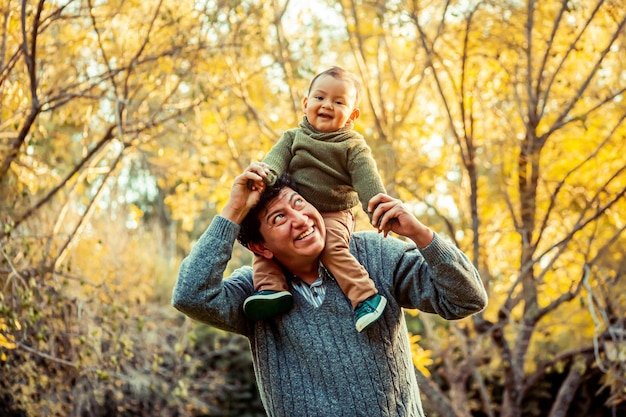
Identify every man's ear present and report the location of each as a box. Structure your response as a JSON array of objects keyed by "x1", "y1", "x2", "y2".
[{"x1": 248, "y1": 242, "x2": 274, "y2": 259}]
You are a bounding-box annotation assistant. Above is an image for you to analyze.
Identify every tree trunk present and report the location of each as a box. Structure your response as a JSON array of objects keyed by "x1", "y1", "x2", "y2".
[
  {"x1": 414, "y1": 368, "x2": 462, "y2": 417},
  {"x1": 547, "y1": 358, "x2": 589, "y2": 417}
]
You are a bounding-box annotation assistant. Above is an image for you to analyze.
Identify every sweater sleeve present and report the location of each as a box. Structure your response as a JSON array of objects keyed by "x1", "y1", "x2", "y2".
[
  {"x1": 347, "y1": 141, "x2": 386, "y2": 221},
  {"x1": 393, "y1": 233, "x2": 487, "y2": 319},
  {"x1": 171, "y1": 216, "x2": 254, "y2": 336},
  {"x1": 262, "y1": 130, "x2": 296, "y2": 186},
  {"x1": 353, "y1": 232, "x2": 487, "y2": 320}
]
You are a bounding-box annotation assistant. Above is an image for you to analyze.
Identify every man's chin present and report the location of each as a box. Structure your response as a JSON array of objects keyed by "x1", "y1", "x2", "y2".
[{"x1": 293, "y1": 240, "x2": 325, "y2": 256}]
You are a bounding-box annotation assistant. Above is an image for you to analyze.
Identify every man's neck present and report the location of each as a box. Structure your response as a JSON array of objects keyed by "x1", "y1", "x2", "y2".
[{"x1": 286, "y1": 260, "x2": 320, "y2": 285}]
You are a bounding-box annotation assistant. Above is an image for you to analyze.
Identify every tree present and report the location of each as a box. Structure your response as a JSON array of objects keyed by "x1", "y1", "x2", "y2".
[
  {"x1": 2, "y1": 0, "x2": 625, "y2": 415},
  {"x1": 404, "y1": 0, "x2": 626, "y2": 415},
  {"x1": 1, "y1": 0, "x2": 263, "y2": 414},
  {"x1": 171, "y1": 0, "x2": 626, "y2": 414}
]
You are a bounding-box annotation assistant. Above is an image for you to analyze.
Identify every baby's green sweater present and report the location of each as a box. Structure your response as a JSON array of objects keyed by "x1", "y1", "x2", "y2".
[{"x1": 263, "y1": 118, "x2": 386, "y2": 217}]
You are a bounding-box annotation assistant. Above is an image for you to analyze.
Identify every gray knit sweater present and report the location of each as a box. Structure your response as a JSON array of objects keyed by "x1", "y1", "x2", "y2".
[{"x1": 171, "y1": 216, "x2": 487, "y2": 417}]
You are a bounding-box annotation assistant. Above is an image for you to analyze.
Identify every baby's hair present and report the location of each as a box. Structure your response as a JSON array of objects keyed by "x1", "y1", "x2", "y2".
[{"x1": 308, "y1": 66, "x2": 361, "y2": 105}]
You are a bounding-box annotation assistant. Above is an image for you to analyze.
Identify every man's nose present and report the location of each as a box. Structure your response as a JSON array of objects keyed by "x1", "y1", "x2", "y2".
[{"x1": 289, "y1": 209, "x2": 308, "y2": 226}]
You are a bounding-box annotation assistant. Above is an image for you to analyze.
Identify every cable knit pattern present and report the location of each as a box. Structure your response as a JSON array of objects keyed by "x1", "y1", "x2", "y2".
[
  {"x1": 172, "y1": 216, "x2": 488, "y2": 417},
  {"x1": 261, "y1": 117, "x2": 386, "y2": 219}
]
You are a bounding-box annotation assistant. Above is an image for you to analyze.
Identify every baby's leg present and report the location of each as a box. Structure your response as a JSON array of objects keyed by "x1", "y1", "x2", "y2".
[
  {"x1": 320, "y1": 210, "x2": 386, "y2": 332},
  {"x1": 252, "y1": 255, "x2": 289, "y2": 292},
  {"x1": 320, "y1": 211, "x2": 377, "y2": 309},
  {"x1": 244, "y1": 256, "x2": 292, "y2": 320}
]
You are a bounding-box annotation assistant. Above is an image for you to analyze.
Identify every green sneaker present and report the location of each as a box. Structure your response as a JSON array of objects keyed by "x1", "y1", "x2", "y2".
[
  {"x1": 355, "y1": 294, "x2": 387, "y2": 332},
  {"x1": 244, "y1": 290, "x2": 293, "y2": 321}
]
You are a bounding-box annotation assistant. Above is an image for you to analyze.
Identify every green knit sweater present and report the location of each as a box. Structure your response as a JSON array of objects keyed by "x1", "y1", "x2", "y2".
[{"x1": 263, "y1": 117, "x2": 386, "y2": 217}]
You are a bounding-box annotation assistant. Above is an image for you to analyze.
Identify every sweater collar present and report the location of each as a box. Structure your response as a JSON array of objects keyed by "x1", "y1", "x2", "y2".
[{"x1": 299, "y1": 117, "x2": 360, "y2": 142}]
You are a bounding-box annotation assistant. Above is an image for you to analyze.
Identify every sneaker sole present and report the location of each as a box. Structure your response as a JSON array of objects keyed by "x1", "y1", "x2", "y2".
[
  {"x1": 244, "y1": 293, "x2": 293, "y2": 321},
  {"x1": 355, "y1": 296, "x2": 388, "y2": 332}
]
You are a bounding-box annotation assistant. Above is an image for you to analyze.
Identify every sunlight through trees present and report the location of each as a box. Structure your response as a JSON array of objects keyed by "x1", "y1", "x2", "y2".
[{"x1": 1, "y1": 0, "x2": 624, "y2": 415}]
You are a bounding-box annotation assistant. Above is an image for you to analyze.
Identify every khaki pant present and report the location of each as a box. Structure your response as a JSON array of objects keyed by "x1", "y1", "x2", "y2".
[{"x1": 252, "y1": 210, "x2": 378, "y2": 309}]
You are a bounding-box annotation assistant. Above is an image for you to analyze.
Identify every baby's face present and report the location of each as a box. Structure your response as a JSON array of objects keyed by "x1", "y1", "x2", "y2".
[{"x1": 303, "y1": 75, "x2": 359, "y2": 133}]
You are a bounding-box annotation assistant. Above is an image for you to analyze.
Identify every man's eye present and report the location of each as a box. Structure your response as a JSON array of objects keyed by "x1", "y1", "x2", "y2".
[
  {"x1": 294, "y1": 198, "x2": 305, "y2": 207},
  {"x1": 272, "y1": 214, "x2": 285, "y2": 224}
]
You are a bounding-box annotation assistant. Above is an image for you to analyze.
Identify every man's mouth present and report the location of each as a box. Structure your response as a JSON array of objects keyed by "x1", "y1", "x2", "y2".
[{"x1": 296, "y1": 227, "x2": 314, "y2": 240}]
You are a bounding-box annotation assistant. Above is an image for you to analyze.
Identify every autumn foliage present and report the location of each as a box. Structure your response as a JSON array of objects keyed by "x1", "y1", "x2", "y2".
[{"x1": 1, "y1": 0, "x2": 625, "y2": 416}]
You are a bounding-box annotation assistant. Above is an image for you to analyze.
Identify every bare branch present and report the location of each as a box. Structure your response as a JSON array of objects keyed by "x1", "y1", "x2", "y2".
[
  {"x1": 523, "y1": 345, "x2": 595, "y2": 397},
  {"x1": 52, "y1": 146, "x2": 127, "y2": 269},
  {"x1": 21, "y1": 0, "x2": 43, "y2": 107},
  {"x1": 413, "y1": 367, "x2": 461, "y2": 417},
  {"x1": 15, "y1": 340, "x2": 78, "y2": 368},
  {"x1": 224, "y1": 55, "x2": 281, "y2": 140},
  {"x1": 0, "y1": 243, "x2": 28, "y2": 292},
  {"x1": 8, "y1": 125, "x2": 116, "y2": 232},
  {"x1": 544, "y1": 9, "x2": 626, "y2": 141},
  {"x1": 535, "y1": 113, "x2": 626, "y2": 247},
  {"x1": 270, "y1": 0, "x2": 300, "y2": 117},
  {"x1": 532, "y1": 264, "x2": 589, "y2": 323},
  {"x1": 396, "y1": 181, "x2": 460, "y2": 247},
  {"x1": 473, "y1": 366, "x2": 496, "y2": 417},
  {"x1": 534, "y1": 0, "x2": 568, "y2": 109},
  {"x1": 534, "y1": 180, "x2": 626, "y2": 264},
  {"x1": 547, "y1": 357, "x2": 592, "y2": 417},
  {"x1": 524, "y1": 0, "x2": 538, "y2": 129},
  {"x1": 537, "y1": 0, "x2": 604, "y2": 122}
]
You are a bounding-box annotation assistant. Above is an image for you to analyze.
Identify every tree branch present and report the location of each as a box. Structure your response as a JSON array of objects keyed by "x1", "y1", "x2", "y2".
[
  {"x1": 8, "y1": 125, "x2": 116, "y2": 233},
  {"x1": 547, "y1": 356, "x2": 591, "y2": 417},
  {"x1": 414, "y1": 367, "x2": 461, "y2": 417}
]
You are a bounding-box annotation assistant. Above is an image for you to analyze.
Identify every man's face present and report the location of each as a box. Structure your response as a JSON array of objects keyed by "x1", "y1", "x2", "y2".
[
  {"x1": 303, "y1": 74, "x2": 359, "y2": 133},
  {"x1": 255, "y1": 187, "x2": 326, "y2": 265}
]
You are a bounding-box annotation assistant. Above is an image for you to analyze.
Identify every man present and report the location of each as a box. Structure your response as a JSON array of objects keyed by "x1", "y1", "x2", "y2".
[{"x1": 172, "y1": 163, "x2": 488, "y2": 417}]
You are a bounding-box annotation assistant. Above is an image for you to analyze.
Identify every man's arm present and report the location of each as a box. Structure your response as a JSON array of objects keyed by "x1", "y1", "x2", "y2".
[
  {"x1": 222, "y1": 162, "x2": 269, "y2": 223},
  {"x1": 391, "y1": 233, "x2": 487, "y2": 318},
  {"x1": 171, "y1": 216, "x2": 254, "y2": 335},
  {"x1": 366, "y1": 193, "x2": 487, "y2": 318},
  {"x1": 171, "y1": 164, "x2": 268, "y2": 335}
]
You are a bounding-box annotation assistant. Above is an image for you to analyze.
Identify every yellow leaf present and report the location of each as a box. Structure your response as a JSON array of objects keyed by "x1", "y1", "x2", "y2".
[
  {"x1": 408, "y1": 333, "x2": 433, "y2": 377},
  {"x1": 0, "y1": 319, "x2": 17, "y2": 350},
  {"x1": 0, "y1": 334, "x2": 16, "y2": 350}
]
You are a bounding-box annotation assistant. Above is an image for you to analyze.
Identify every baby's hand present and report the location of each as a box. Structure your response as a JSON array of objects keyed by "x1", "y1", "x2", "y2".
[{"x1": 246, "y1": 162, "x2": 270, "y2": 190}]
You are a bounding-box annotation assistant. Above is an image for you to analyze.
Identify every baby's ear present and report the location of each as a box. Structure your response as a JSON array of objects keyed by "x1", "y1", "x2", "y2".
[
  {"x1": 248, "y1": 242, "x2": 274, "y2": 259},
  {"x1": 349, "y1": 107, "x2": 360, "y2": 122}
]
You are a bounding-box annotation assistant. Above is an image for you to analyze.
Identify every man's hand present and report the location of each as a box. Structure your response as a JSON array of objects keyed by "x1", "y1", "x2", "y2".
[
  {"x1": 368, "y1": 193, "x2": 434, "y2": 248},
  {"x1": 222, "y1": 162, "x2": 270, "y2": 224}
]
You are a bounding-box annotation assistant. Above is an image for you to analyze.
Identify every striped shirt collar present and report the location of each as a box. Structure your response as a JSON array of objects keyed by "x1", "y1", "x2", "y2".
[{"x1": 286, "y1": 264, "x2": 331, "y2": 308}]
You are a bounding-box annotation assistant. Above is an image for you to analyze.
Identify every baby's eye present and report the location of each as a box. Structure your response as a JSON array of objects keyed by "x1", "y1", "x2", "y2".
[
  {"x1": 335, "y1": 100, "x2": 345, "y2": 105},
  {"x1": 314, "y1": 96, "x2": 324, "y2": 101}
]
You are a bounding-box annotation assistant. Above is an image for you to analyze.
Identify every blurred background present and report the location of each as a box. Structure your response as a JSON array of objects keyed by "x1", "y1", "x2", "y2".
[{"x1": 1, "y1": 0, "x2": 624, "y2": 416}]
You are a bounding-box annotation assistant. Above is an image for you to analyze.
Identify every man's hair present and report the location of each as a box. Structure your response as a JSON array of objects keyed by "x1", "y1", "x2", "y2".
[
  {"x1": 308, "y1": 66, "x2": 361, "y2": 105},
  {"x1": 237, "y1": 173, "x2": 299, "y2": 248}
]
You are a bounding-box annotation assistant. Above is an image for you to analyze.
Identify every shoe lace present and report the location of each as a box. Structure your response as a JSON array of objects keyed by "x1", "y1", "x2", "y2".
[{"x1": 357, "y1": 302, "x2": 375, "y2": 314}]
